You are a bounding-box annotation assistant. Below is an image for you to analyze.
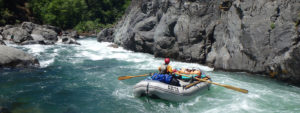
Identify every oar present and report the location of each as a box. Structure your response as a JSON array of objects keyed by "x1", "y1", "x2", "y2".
[
  {"x1": 176, "y1": 73, "x2": 248, "y2": 94},
  {"x1": 184, "y1": 80, "x2": 202, "y2": 89},
  {"x1": 118, "y1": 74, "x2": 150, "y2": 80}
]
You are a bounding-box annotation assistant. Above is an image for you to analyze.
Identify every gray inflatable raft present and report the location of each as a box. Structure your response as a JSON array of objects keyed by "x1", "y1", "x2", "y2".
[{"x1": 133, "y1": 79, "x2": 211, "y2": 101}]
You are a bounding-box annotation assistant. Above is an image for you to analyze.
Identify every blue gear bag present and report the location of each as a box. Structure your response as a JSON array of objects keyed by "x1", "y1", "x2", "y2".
[{"x1": 151, "y1": 73, "x2": 173, "y2": 84}]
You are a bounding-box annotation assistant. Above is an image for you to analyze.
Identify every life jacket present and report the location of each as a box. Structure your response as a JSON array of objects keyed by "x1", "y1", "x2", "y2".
[
  {"x1": 159, "y1": 64, "x2": 168, "y2": 74},
  {"x1": 175, "y1": 74, "x2": 198, "y2": 80},
  {"x1": 151, "y1": 73, "x2": 173, "y2": 84}
]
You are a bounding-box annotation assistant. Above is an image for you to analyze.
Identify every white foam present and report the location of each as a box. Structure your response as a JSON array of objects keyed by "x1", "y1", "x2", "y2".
[
  {"x1": 75, "y1": 39, "x2": 214, "y2": 71},
  {"x1": 40, "y1": 58, "x2": 55, "y2": 68},
  {"x1": 6, "y1": 43, "x2": 57, "y2": 68},
  {"x1": 80, "y1": 51, "x2": 104, "y2": 60},
  {"x1": 6, "y1": 38, "x2": 214, "y2": 71},
  {"x1": 25, "y1": 44, "x2": 46, "y2": 53},
  {"x1": 112, "y1": 87, "x2": 134, "y2": 99}
]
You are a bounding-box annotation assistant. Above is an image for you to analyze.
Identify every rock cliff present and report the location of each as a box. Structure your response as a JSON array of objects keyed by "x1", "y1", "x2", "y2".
[{"x1": 97, "y1": 0, "x2": 300, "y2": 84}]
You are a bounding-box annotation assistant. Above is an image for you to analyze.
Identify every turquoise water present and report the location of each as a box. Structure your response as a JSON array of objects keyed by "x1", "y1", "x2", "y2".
[{"x1": 1, "y1": 38, "x2": 300, "y2": 113}]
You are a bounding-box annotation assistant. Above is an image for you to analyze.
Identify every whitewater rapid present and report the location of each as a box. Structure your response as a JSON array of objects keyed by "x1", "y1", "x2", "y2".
[
  {"x1": 1, "y1": 38, "x2": 299, "y2": 113},
  {"x1": 8, "y1": 38, "x2": 214, "y2": 71}
]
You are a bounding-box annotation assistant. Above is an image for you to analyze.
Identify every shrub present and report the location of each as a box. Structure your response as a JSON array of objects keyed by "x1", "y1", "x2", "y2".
[{"x1": 270, "y1": 22, "x2": 275, "y2": 29}]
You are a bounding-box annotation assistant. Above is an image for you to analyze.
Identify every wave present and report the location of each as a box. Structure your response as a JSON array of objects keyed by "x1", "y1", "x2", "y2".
[
  {"x1": 4, "y1": 38, "x2": 213, "y2": 71},
  {"x1": 75, "y1": 38, "x2": 214, "y2": 71}
]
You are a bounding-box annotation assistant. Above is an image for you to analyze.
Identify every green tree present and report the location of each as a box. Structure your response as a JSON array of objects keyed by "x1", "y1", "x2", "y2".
[
  {"x1": 25, "y1": 0, "x2": 131, "y2": 31},
  {"x1": 84, "y1": 0, "x2": 130, "y2": 24},
  {"x1": 41, "y1": 0, "x2": 87, "y2": 29}
]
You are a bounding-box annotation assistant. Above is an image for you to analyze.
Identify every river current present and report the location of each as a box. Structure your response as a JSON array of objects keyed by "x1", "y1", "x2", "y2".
[{"x1": 0, "y1": 38, "x2": 299, "y2": 113}]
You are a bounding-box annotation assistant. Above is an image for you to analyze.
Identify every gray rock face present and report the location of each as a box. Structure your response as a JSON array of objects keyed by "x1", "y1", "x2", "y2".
[
  {"x1": 1, "y1": 22, "x2": 78, "y2": 45},
  {"x1": 21, "y1": 22, "x2": 36, "y2": 33},
  {"x1": 0, "y1": 45, "x2": 39, "y2": 68},
  {"x1": 97, "y1": 28, "x2": 115, "y2": 42},
  {"x1": 62, "y1": 30, "x2": 79, "y2": 39},
  {"x1": 31, "y1": 27, "x2": 58, "y2": 42},
  {"x1": 2, "y1": 27, "x2": 33, "y2": 43},
  {"x1": 98, "y1": 0, "x2": 300, "y2": 84}
]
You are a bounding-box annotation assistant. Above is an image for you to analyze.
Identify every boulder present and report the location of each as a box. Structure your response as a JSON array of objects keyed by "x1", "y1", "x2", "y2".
[
  {"x1": 0, "y1": 45, "x2": 39, "y2": 68},
  {"x1": 2, "y1": 27, "x2": 33, "y2": 43},
  {"x1": 21, "y1": 22, "x2": 36, "y2": 33},
  {"x1": 61, "y1": 30, "x2": 79, "y2": 39},
  {"x1": 0, "y1": 22, "x2": 79, "y2": 45},
  {"x1": 31, "y1": 27, "x2": 58, "y2": 43},
  {"x1": 2, "y1": 25, "x2": 14, "y2": 31},
  {"x1": 42, "y1": 24, "x2": 62, "y2": 34}
]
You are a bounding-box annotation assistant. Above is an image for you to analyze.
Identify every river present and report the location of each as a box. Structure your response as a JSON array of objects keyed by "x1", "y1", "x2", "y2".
[{"x1": 0, "y1": 38, "x2": 299, "y2": 113}]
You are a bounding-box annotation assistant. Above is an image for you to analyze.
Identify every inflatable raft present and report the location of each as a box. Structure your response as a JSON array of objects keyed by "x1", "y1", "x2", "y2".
[{"x1": 133, "y1": 78, "x2": 211, "y2": 101}]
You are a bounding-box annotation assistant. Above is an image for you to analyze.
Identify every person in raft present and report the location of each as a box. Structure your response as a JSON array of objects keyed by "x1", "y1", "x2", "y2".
[
  {"x1": 194, "y1": 70, "x2": 211, "y2": 81},
  {"x1": 158, "y1": 58, "x2": 172, "y2": 74},
  {"x1": 151, "y1": 58, "x2": 181, "y2": 86},
  {"x1": 173, "y1": 68, "x2": 211, "y2": 82}
]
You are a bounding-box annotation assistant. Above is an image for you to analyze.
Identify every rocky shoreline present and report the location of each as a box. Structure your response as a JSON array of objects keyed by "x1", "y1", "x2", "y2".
[
  {"x1": 97, "y1": 0, "x2": 300, "y2": 85},
  {"x1": 0, "y1": 22, "x2": 81, "y2": 45},
  {"x1": 0, "y1": 22, "x2": 81, "y2": 68}
]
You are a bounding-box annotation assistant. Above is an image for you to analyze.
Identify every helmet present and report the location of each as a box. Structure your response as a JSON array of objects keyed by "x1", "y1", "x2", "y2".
[{"x1": 165, "y1": 58, "x2": 170, "y2": 64}]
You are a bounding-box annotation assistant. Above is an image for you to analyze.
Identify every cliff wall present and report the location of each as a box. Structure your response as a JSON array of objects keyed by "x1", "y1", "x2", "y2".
[{"x1": 98, "y1": 0, "x2": 300, "y2": 84}]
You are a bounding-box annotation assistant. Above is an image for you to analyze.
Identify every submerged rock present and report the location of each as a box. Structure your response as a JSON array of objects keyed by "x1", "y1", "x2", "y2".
[
  {"x1": 57, "y1": 36, "x2": 80, "y2": 45},
  {"x1": 0, "y1": 45, "x2": 39, "y2": 68},
  {"x1": 98, "y1": 0, "x2": 300, "y2": 84}
]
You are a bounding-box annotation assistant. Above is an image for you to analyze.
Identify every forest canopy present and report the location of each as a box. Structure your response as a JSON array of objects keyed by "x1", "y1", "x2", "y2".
[{"x1": 0, "y1": 0, "x2": 131, "y2": 32}]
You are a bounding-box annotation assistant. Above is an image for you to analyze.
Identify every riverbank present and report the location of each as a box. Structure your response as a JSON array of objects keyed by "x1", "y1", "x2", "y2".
[{"x1": 0, "y1": 22, "x2": 84, "y2": 69}]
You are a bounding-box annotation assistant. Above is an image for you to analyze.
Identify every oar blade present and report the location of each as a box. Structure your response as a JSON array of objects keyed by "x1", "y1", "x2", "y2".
[
  {"x1": 221, "y1": 84, "x2": 249, "y2": 94},
  {"x1": 118, "y1": 76, "x2": 132, "y2": 80}
]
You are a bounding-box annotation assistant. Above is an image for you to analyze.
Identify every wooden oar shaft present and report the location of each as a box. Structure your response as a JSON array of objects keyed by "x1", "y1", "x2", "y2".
[
  {"x1": 176, "y1": 73, "x2": 248, "y2": 94},
  {"x1": 118, "y1": 74, "x2": 149, "y2": 80},
  {"x1": 184, "y1": 80, "x2": 202, "y2": 89}
]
